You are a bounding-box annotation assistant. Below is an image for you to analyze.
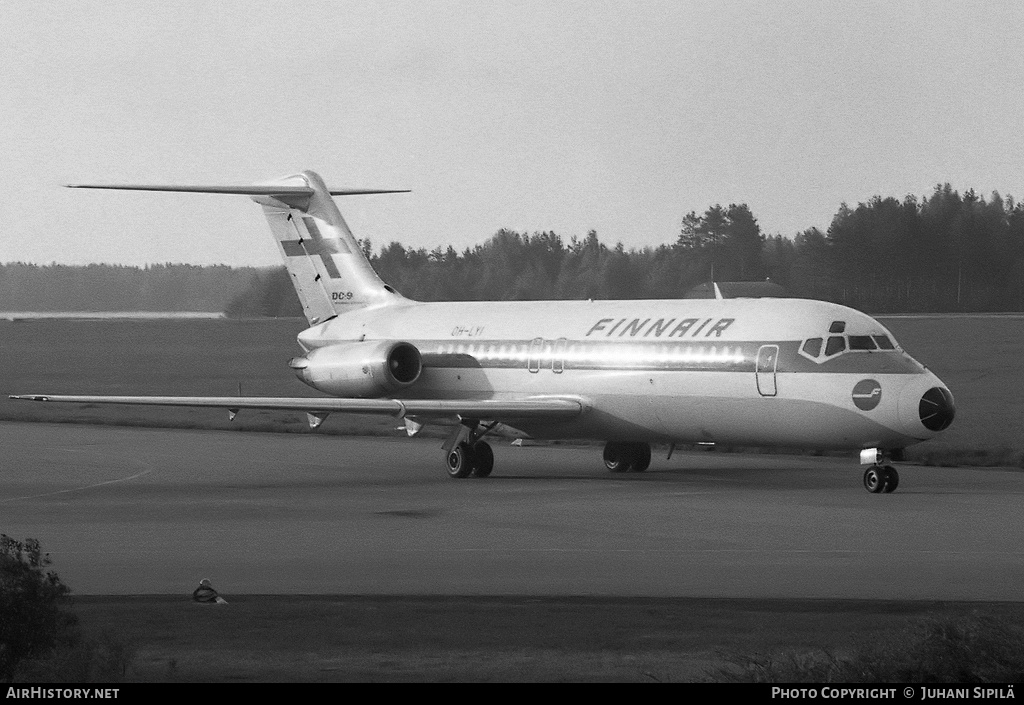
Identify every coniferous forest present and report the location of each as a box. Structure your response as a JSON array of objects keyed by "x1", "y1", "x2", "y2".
[
  {"x1": 3, "y1": 184, "x2": 1023, "y2": 316},
  {"x1": 227, "y1": 184, "x2": 1024, "y2": 317}
]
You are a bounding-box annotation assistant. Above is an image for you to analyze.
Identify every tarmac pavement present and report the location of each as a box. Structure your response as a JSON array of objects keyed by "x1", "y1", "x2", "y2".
[{"x1": 2, "y1": 421, "x2": 1023, "y2": 600}]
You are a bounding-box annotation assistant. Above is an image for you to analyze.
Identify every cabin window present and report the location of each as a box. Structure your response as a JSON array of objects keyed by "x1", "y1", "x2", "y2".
[
  {"x1": 873, "y1": 335, "x2": 896, "y2": 350},
  {"x1": 848, "y1": 335, "x2": 877, "y2": 351},
  {"x1": 801, "y1": 338, "x2": 823, "y2": 358},
  {"x1": 829, "y1": 321, "x2": 846, "y2": 333},
  {"x1": 825, "y1": 336, "x2": 846, "y2": 356}
]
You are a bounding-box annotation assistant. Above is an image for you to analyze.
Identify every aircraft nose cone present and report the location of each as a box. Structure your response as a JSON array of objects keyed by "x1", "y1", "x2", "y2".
[{"x1": 919, "y1": 387, "x2": 955, "y2": 431}]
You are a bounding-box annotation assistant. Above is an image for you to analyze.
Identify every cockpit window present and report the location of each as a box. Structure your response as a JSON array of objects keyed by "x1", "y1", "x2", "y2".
[
  {"x1": 829, "y1": 321, "x2": 846, "y2": 333},
  {"x1": 825, "y1": 336, "x2": 846, "y2": 356},
  {"x1": 873, "y1": 335, "x2": 896, "y2": 350},
  {"x1": 848, "y1": 335, "x2": 877, "y2": 351},
  {"x1": 801, "y1": 338, "x2": 823, "y2": 358}
]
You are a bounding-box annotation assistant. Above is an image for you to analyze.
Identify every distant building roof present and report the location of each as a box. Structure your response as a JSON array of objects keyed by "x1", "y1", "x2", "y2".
[{"x1": 684, "y1": 281, "x2": 791, "y2": 299}]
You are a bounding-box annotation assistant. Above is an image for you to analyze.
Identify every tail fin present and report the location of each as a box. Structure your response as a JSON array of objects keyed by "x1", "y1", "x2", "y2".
[
  {"x1": 252, "y1": 171, "x2": 409, "y2": 323},
  {"x1": 68, "y1": 171, "x2": 410, "y2": 324}
]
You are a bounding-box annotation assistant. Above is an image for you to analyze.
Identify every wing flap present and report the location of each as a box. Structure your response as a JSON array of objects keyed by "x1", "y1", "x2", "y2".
[{"x1": 9, "y1": 394, "x2": 584, "y2": 420}]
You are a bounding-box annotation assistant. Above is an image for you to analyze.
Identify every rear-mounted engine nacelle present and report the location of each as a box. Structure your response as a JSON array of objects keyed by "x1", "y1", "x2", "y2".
[{"x1": 289, "y1": 341, "x2": 422, "y2": 397}]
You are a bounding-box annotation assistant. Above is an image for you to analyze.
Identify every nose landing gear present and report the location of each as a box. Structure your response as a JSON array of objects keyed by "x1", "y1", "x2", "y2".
[{"x1": 860, "y1": 448, "x2": 900, "y2": 493}]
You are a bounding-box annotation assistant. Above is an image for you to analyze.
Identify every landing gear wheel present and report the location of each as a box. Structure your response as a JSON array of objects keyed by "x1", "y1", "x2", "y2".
[
  {"x1": 446, "y1": 442, "x2": 475, "y2": 479},
  {"x1": 629, "y1": 444, "x2": 652, "y2": 473},
  {"x1": 472, "y1": 441, "x2": 494, "y2": 478},
  {"x1": 604, "y1": 442, "x2": 652, "y2": 473},
  {"x1": 881, "y1": 465, "x2": 899, "y2": 493},
  {"x1": 603, "y1": 443, "x2": 632, "y2": 473},
  {"x1": 863, "y1": 466, "x2": 885, "y2": 493}
]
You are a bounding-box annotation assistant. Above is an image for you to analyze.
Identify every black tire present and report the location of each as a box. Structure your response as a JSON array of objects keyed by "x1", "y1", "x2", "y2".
[
  {"x1": 472, "y1": 441, "x2": 494, "y2": 478},
  {"x1": 603, "y1": 443, "x2": 632, "y2": 473},
  {"x1": 628, "y1": 443, "x2": 652, "y2": 473},
  {"x1": 882, "y1": 465, "x2": 899, "y2": 493},
  {"x1": 863, "y1": 467, "x2": 885, "y2": 493},
  {"x1": 446, "y1": 442, "x2": 475, "y2": 479}
]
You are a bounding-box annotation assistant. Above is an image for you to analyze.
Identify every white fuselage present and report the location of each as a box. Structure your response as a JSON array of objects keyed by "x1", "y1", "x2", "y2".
[
  {"x1": 296, "y1": 296, "x2": 952, "y2": 451},
  {"x1": 44, "y1": 171, "x2": 954, "y2": 487}
]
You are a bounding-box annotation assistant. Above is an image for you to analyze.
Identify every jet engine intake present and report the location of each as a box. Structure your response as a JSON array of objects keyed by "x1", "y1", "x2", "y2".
[{"x1": 290, "y1": 341, "x2": 422, "y2": 397}]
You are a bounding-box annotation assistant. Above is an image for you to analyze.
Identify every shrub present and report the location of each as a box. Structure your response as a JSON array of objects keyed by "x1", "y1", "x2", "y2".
[
  {"x1": 710, "y1": 616, "x2": 1024, "y2": 683},
  {"x1": 0, "y1": 535, "x2": 78, "y2": 682},
  {"x1": 13, "y1": 629, "x2": 136, "y2": 683}
]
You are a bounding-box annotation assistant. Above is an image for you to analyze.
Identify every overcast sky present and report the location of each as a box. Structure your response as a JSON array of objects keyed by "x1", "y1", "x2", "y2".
[{"x1": 2, "y1": 1, "x2": 1022, "y2": 267}]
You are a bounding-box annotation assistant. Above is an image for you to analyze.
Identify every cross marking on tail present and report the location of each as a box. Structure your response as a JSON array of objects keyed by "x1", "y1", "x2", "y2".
[{"x1": 280, "y1": 215, "x2": 349, "y2": 279}]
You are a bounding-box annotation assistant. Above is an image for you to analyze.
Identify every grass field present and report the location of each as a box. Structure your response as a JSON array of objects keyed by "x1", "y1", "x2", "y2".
[
  {"x1": 0, "y1": 318, "x2": 416, "y2": 438},
  {"x1": 0, "y1": 315, "x2": 1021, "y2": 459},
  {"x1": 50, "y1": 597, "x2": 1024, "y2": 682}
]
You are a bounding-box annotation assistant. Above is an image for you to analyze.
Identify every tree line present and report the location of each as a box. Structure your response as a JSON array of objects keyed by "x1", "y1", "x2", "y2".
[
  {"x1": 4, "y1": 184, "x2": 1021, "y2": 315},
  {"x1": 227, "y1": 183, "x2": 1024, "y2": 316}
]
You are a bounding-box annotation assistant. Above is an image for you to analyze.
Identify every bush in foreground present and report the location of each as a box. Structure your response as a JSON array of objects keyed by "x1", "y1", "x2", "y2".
[
  {"x1": 710, "y1": 616, "x2": 1024, "y2": 683},
  {"x1": 0, "y1": 535, "x2": 77, "y2": 682},
  {"x1": 13, "y1": 629, "x2": 135, "y2": 683},
  {"x1": 0, "y1": 535, "x2": 133, "y2": 683}
]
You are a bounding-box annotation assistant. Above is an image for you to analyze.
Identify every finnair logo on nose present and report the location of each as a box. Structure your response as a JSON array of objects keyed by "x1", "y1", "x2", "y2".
[{"x1": 852, "y1": 379, "x2": 882, "y2": 410}]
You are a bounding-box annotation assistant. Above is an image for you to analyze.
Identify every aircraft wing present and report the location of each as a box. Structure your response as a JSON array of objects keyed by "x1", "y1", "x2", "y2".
[{"x1": 9, "y1": 394, "x2": 584, "y2": 420}]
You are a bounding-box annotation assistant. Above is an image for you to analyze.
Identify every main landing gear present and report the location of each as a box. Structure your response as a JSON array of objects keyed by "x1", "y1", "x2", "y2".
[
  {"x1": 863, "y1": 465, "x2": 899, "y2": 494},
  {"x1": 603, "y1": 442, "x2": 651, "y2": 473},
  {"x1": 860, "y1": 448, "x2": 900, "y2": 493},
  {"x1": 443, "y1": 423, "x2": 656, "y2": 479},
  {"x1": 446, "y1": 439, "x2": 495, "y2": 479},
  {"x1": 444, "y1": 420, "x2": 497, "y2": 479}
]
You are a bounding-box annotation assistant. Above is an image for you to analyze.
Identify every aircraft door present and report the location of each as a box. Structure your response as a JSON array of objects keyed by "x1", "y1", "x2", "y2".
[
  {"x1": 756, "y1": 345, "x2": 779, "y2": 397},
  {"x1": 552, "y1": 338, "x2": 567, "y2": 373},
  {"x1": 528, "y1": 337, "x2": 544, "y2": 373}
]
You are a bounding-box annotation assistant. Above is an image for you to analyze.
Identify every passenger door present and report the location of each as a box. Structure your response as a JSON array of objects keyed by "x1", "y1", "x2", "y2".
[{"x1": 756, "y1": 345, "x2": 779, "y2": 397}]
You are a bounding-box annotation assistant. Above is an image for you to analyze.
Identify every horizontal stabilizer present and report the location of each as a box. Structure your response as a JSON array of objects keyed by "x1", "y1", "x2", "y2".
[
  {"x1": 66, "y1": 184, "x2": 409, "y2": 196},
  {"x1": 9, "y1": 394, "x2": 584, "y2": 420}
]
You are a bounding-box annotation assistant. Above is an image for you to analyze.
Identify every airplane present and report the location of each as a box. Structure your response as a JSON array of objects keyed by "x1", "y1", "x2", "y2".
[{"x1": 11, "y1": 170, "x2": 956, "y2": 492}]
